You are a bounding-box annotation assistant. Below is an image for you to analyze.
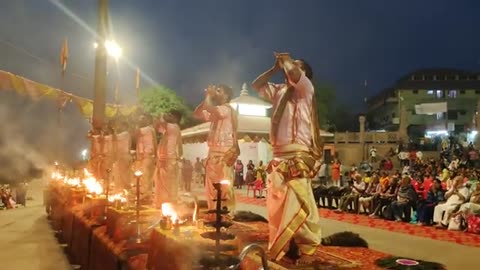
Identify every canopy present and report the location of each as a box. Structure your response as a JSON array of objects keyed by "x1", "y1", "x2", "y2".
[{"x1": 0, "y1": 70, "x2": 137, "y2": 118}]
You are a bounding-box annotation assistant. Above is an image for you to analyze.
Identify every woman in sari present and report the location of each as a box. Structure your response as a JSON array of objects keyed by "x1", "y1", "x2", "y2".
[
  {"x1": 245, "y1": 160, "x2": 256, "y2": 184},
  {"x1": 331, "y1": 158, "x2": 341, "y2": 187},
  {"x1": 234, "y1": 160, "x2": 244, "y2": 189}
]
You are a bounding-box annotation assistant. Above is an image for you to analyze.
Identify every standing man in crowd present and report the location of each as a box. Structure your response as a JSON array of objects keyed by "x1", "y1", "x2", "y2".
[
  {"x1": 252, "y1": 53, "x2": 323, "y2": 263},
  {"x1": 112, "y1": 120, "x2": 132, "y2": 192},
  {"x1": 194, "y1": 157, "x2": 204, "y2": 186},
  {"x1": 194, "y1": 84, "x2": 239, "y2": 211},
  {"x1": 100, "y1": 121, "x2": 114, "y2": 181},
  {"x1": 87, "y1": 126, "x2": 103, "y2": 178},
  {"x1": 153, "y1": 110, "x2": 183, "y2": 207},
  {"x1": 136, "y1": 113, "x2": 157, "y2": 202}
]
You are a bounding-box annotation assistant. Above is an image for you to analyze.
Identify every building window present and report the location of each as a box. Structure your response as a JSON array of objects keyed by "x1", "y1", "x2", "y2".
[
  {"x1": 447, "y1": 110, "x2": 458, "y2": 120},
  {"x1": 413, "y1": 90, "x2": 418, "y2": 94},
  {"x1": 436, "y1": 112, "x2": 445, "y2": 120},
  {"x1": 448, "y1": 90, "x2": 457, "y2": 98},
  {"x1": 427, "y1": 90, "x2": 434, "y2": 95},
  {"x1": 476, "y1": 90, "x2": 480, "y2": 94},
  {"x1": 436, "y1": 90, "x2": 444, "y2": 98},
  {"x1": 392, "y1": 112, "x2": 396, "y2": 118},
  {"x1": 459, "y1": 110, "x2": 466, "y2": 116},
  {"x1": 460, "y1": 90, "x2": 465, "y2": 94}
]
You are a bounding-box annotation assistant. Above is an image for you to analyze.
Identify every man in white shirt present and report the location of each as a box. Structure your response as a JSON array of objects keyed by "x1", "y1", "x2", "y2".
[
  {"x1": 317, "y1": 160, "x2": 326, "y2": 185},
  {"x1": 434, "y1": 176, "x2": 470, "y2": 228},
  {"x1": 335, "y1": 174, "x2": 366, "y2": 212},
  {"x1": 370, "y1": 147, "x2": 377, "y2": 163}
]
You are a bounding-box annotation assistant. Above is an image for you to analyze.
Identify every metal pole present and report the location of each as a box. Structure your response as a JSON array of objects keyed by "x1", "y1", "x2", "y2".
[
  {"x1": 135, "y1": 175, "x2": 141, "y2": 243},
  {"x1": 92, "y1": 0, "x2": 109, "y2": 130}
]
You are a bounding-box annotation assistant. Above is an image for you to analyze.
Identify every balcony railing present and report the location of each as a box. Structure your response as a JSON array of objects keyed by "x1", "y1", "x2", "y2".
[{"x1": 328, "y1": 131, "x2": 400, "y2": 144}]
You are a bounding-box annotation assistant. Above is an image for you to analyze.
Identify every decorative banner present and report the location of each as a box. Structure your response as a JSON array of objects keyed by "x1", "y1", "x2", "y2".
[
  {"x1": 0, "y1": 69, "x2": 137, "y2": 119},
  {"x1": 415, "y1": 102, "x2": 447, "y2": 115}
]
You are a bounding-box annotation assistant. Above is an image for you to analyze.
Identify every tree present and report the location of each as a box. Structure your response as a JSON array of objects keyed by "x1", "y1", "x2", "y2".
[
  {"x1": 138, "y1": 85, "x2": 197, "y2": 128},
  {"x1": 313, "y1": 81, "x2": 354, "y2": 132},
  {"x1": 314, "y1": 81, "x2": 337, "y2": 130}
]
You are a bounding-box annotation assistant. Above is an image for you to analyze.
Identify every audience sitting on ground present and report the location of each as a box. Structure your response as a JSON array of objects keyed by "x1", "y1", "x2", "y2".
[
  {"x1": 391, "y1": 176, "x2": 418, "y2": 222},
  {"x1": 370, "y1": 176, "x2": 399, "y2": 218},
  {"x1": 417, "y1": 179, "x2": 445, "y2": 226},
  {"x1": 359, "y1": 173, "x2": 380, "y2": 214},
  {"x1": 335, "y1": 174, "x2": 365, "y2": 213},
  {"x1": 453, "y1": 183, "x2": 480, "y2": 217},
  {"x1": 433, "y1": 176, "x2": 470, "y2": 229}
]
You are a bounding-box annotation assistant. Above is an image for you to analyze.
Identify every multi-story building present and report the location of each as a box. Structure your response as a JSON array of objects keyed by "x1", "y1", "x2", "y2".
[{"x1": 367, "y1": 68, "x2": 480, "y2": 139}]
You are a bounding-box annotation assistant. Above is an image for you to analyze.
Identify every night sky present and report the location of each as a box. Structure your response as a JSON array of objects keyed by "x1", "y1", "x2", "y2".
[{"x1": 1, "y1": 0, "x2": 480, "y2": 162}]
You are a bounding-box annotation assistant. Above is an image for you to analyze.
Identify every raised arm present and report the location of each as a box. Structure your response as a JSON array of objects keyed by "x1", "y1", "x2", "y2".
[
  {"x1": 277, "y1": 53, "x2": 302, "y2": 84},
  {"x1": 193, "y1": 85, "x2": 223, "y2": 120},
  {"x1": 252, "y1": 59, "x2": 280, "y2": 92},
  {"x1": 251, "y1": 56, "x2": 282, "y2": 101}
]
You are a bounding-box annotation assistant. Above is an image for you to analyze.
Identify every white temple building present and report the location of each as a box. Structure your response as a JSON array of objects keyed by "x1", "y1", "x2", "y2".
[{"x1": 181, "y1": 83, "x2": 334, "y2": 165}]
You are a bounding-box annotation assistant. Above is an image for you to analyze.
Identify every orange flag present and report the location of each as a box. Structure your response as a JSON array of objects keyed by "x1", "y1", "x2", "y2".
[
  {"x1": 135, "y1": 67, "x2": 140, "y2": 98},
  {"x1": 60, "y1": 38, "x2": 69, "y2": 75}
]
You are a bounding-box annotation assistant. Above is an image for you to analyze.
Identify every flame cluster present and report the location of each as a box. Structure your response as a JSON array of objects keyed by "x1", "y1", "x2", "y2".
[
  {"x1": 108, "y1": 190, "x2": 128, "y2": 203},
  {"x1": 161, "y1": 203, "x2": 179, "y2": 223},
  {"x1": 50, "y1": 166, "x2": 104, "y2": 195},
  {"x1": 82, "y1": 169, "x2": 103, "y2": 195}
]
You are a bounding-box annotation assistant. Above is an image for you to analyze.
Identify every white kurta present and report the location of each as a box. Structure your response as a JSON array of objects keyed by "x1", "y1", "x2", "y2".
[{"x1": 259, "y1": 73, "x2": 321, "y2": 261}]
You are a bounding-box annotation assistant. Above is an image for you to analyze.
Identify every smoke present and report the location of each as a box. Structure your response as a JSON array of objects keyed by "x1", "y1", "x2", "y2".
[{"x1": 0, "y1": 92, "x2": 89, "y2": 185}]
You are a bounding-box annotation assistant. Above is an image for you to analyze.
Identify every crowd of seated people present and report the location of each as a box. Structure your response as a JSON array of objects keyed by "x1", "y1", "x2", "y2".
[{"x1": 313, "y1": 145, "x2": 480, "y2": 234}]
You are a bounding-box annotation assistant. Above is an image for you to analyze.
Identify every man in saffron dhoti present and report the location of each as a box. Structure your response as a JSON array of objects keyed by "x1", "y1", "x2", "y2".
[
  {"x1": 100, "y1": 122, "x2": 114, "y2": 181},
  {"x1": 194, "y1": 84, "x2": 239, "y2": 211},
  {"x1": 87, "y1": 127, "x2": 103, "y2": 178},
  {"x1": 252, "y1": 53, "x2": 323, "y2": 262},
  {"x1": 136, "y1": 114, "x2": 157, "y2": 201},
  {"x1": 153, "y1": 110, "x2": 183, "y2": 208},
  {"x1": 112, "y1": 120, "x2": 132, "y2": 192}
]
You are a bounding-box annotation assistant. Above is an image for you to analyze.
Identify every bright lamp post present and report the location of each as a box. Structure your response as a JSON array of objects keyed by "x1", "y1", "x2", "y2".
[{"x1": 94, "y1": 40, "x2": 122, "y2": 61}]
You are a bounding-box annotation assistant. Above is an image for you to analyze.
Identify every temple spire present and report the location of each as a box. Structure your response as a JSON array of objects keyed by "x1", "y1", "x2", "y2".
[{"x1": 240, "y1": 83, "x2": 249, "y2": 96}]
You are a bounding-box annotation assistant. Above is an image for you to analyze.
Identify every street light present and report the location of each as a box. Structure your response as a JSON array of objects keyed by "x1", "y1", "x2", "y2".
[
  {"x1": 104, "y1": 40, "x2": 122, "y2": 61},
  {"x1": 81, "y1": 149, "x2": 88, "y2": 161},
  {"x1": 93, "y1": 40, "x2": 122, "y2": 61}
]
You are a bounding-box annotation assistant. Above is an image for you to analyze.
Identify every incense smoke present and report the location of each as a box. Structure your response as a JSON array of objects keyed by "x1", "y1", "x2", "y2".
[{"x1": 0, "y1": 92, "x2": 89, "y2": 185}]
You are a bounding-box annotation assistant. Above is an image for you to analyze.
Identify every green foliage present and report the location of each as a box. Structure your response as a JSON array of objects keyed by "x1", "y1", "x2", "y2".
[
  {"x1": 313, "y1": 81, "x2": 354, "y2": 132},
  {"x1": 138, "y1": 85, "x2": 197, "y2": 127},
  {"x1": 314, "y1": 81, "x2": 336, "y2": 129}
]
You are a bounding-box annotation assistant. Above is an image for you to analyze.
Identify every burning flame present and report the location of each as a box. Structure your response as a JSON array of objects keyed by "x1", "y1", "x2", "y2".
[
  {"x1": 108, "y1": 193, "x2": 127, "y2": 203},
  {"x1": 161, "y1": 203, "x2": 178, "y2": 223},
  {"x1": 64, "y1": 177, "x2": 81, "y2": 187},
  {"x1": 82, "y1": 169, "x2": 103, "y2": 195},
  {"x1": 51, "y1": 171, "x2": 64, "y2": 180},
  {"x1": 220, "y1": 179, "x2": 231, "y2": 185}
]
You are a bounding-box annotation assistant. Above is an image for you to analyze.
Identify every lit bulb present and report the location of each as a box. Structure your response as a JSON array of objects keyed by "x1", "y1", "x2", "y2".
[{"x1": 134, "y1": 170, "x2": 143, "y2": 177}]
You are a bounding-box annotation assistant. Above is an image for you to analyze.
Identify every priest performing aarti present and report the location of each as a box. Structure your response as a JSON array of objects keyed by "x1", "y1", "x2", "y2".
[
  {"x1": 87, "y1": 127, "x2": 103, "y2": 178},
  {"x1": 153, "y1": 109, "x2": 183, "y2": 208},
  {"x1": 100, "y1": 122, "x2": 114, "y2": 181},
  {"x1": 252, "y1": 53, "x2": 323, "y2": 263},
  {"x1": 112, "y1": 120, "x2": 132, "y2": 192},
  {"x1": 135, "y1": 113, "x2": 157, "y2": 202},
  {"x1": 193, "y1": 84, "x2": 239, "y2": 211}
]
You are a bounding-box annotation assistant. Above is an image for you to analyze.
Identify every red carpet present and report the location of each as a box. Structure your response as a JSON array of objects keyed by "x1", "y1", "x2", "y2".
[{"x1": 236, "y1": 194, "x2": 480, "y2": 248}]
